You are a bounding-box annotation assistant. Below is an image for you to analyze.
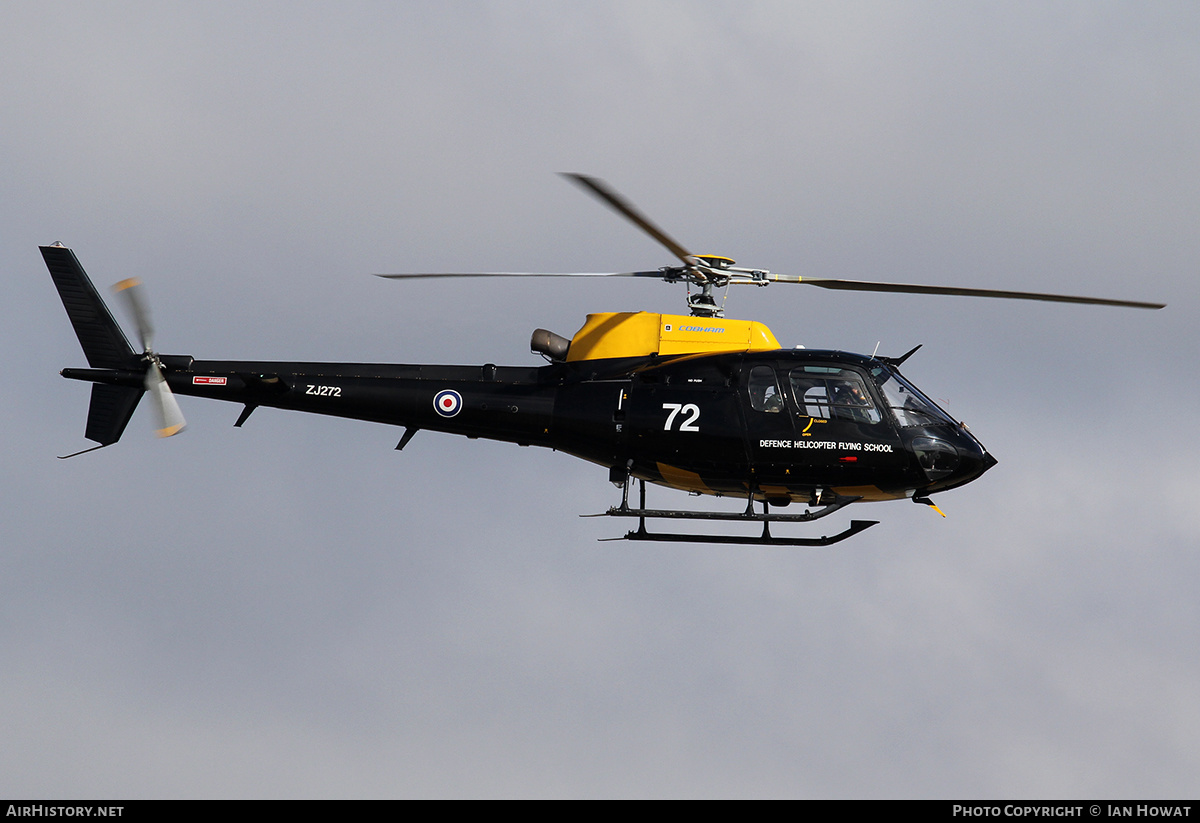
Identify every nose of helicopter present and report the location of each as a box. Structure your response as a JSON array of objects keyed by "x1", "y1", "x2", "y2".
[
  {"x1": 957, "y1": 445, "x2": 998, "y2": 486},
  {"x1": 943, "y1": 435, "x2": 998, "y2": 492},
  {"x1": 912, "y1": 429, "x2": 997, "y2": 494}
]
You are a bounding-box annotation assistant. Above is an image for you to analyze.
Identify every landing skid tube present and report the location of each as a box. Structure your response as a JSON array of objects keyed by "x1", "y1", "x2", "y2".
[
  {"x1": 587, "y1": 478, "x2": 878, "y2": 546},
  {"x1": 616, "y1": 519, "x2": 878, "y2": 546}
]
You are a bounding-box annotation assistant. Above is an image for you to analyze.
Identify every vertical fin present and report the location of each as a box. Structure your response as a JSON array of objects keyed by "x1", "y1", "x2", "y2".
[
  {"x1": 44, "y1": 244, "x2": 144, "y2": 447},
  {"x1": 41, "y1": 244, "x2": 138, "y2": 369},
  {"x1": 84, "y1": 383, "x2": 143, "y2": 445}
]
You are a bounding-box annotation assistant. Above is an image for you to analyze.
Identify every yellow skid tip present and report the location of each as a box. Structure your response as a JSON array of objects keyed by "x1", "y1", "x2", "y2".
[
  {"x1": 114, "y1": 277, "x2": 142, "y2": 291},
  {"x1": 929, "y1": 502, "x2": 946, "y2": 518},
  {"x1": 156, "y1": 424, "x2": 186, "y2": 438}
]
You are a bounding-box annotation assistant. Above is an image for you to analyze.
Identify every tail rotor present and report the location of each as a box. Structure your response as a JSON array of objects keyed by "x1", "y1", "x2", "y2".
[{"x1": 114, "y1": 278, "x2": 187, "y2": 438}]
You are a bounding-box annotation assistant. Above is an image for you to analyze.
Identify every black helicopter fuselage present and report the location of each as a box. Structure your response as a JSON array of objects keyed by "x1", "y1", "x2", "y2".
[
  {"x1": 64, "y1": 344, "x2": 995, "y2": 507},
  {"x1": 47, "y1": 241, "x2": 997, "y2": 542}
]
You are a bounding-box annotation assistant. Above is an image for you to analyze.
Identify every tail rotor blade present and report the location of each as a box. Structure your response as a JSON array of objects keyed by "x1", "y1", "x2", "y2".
[
  {"x1": 114, "y1": 278, "x2": 155, "y2": 352},
  {"x1": 144, "y1": 361, "x2": 186, "y2": 438}
]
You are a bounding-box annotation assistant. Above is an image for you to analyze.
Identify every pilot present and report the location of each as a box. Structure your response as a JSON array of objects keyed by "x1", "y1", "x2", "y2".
[
  {"x1": 761, "y1": 384, "x2": 784, "y2": 413},
  {"x1": 833, "y1": 382, "x2": 866, "y2": 405},
  {"x1": 831, "y1": 381, "x2": 871, "y2": 422}
]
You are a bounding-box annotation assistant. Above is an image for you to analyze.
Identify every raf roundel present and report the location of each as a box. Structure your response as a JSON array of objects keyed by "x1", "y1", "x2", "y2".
[{"x1": 433, "y1": 389, "x2": 462, "y2": 418}]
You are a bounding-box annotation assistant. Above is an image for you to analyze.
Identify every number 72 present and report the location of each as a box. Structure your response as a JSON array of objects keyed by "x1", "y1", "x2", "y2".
[{"x1": 662, "y1": 403, "x2": 700, "y2": 432}]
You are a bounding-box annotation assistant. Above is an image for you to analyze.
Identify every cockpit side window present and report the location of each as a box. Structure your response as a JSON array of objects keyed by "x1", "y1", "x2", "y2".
[
  {"x1": 747, "y1": 365, "x2": 783, "y2": 413},
  {"x1": 788, "y1": 367, "x2": 881, "y2": 424}
]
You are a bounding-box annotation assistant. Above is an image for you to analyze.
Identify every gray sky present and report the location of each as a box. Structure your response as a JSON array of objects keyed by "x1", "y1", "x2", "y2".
[{"x1": 3, "y1": 1, "x2": 1197, "y2": 798}]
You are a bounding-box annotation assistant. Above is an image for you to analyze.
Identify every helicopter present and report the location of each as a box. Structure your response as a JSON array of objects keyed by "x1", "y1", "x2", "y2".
[{"x1": 44, "y1": 174, "x2": 1164, "y2": 545}]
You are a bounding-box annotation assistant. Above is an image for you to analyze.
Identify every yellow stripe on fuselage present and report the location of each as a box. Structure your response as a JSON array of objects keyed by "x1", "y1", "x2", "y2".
[
  {"x1": 655, "y1": 462, "x2": 712, "y2": 495},
  {"x1": 831, "y1": 485, "x2": 907, "y2": 502}
]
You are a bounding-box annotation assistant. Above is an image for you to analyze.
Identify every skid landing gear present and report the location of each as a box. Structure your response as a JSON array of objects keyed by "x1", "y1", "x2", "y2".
[{"x1": 586, "y1": 478, "x2": 878, "y2": 546}]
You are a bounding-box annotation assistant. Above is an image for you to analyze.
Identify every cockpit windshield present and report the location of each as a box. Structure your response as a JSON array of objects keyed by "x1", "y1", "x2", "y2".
[{"x1": 871, "y1": 367, "x2": 957, "y2": 428}]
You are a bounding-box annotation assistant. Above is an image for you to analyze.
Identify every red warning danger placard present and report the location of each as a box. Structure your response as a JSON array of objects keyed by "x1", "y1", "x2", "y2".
[{"x1": 192, "y1": 376, "x2": 228, "y2": 385}]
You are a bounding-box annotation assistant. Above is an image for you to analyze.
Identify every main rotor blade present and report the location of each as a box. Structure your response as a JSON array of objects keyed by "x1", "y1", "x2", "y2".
[
  {"x1": 769, "y1": 275, "x2": 1165, "y2": 309},
  {"x1": 144, "y1": 361, "x2": 186, "y2": 438},
  {"x1": 561, "y1": 173, "x2": 696, "y2": 267},
  {"x1": 114, "y1": 277, "x2": 155, "y2": 351},
  {"x1": 376, "y1": 270, "x2": 665, "y2": 280}
]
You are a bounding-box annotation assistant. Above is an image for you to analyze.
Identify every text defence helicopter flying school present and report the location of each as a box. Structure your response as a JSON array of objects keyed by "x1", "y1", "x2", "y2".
[{"x1": 45, "y1": 174, "x2": 1164, "y2": 545}]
